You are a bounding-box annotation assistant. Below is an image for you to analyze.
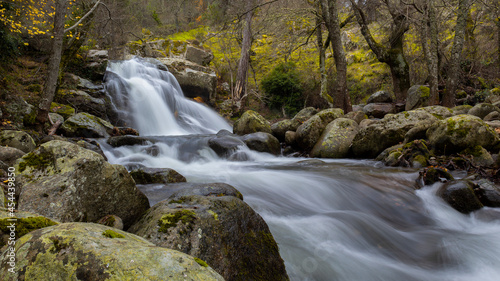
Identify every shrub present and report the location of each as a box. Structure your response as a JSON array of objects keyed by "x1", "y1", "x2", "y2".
[{"x1": 261, "y1": 62, "x2": 304, "y2": 116}]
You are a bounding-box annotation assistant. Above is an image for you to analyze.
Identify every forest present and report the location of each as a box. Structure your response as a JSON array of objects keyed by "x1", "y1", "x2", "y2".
[{"x1": 1, "y1": 0, "x2": 499, "y2": 124}]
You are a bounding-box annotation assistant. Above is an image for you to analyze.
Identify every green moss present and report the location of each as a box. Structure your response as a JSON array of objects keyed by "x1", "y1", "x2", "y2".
[
  {"x1": 207, "y1": 210, "x2": 218, "y2": 221},
  {"x1": 419, "y1": 86, "x2": 430, "y2": 98},
  {"x1": 18, "y1": 150, "x2": 53, "y2": 173},
  {"x1": 194, "y1": 257, "x2": 208, "y2": 267},
  {"x1": 0, "y1": 217, "x2": 58, "y2": 239},
  {"x1": 413, "y1": 154, "x2": 428, "y2": 167},
  {"x1": 446, "y1": 118, "x2": 468, "y2": 138},
  {"x1": 50, "y1": 102, "x2": 75, "y2": 119},
  {"x1": 102, "y1": 229, "x2": 125, "y2": 239},
  {"x1": 157, "y1": 210, "x2": 197, "y2": 233},
  {"x1": 461, "y1": 145, "x2": 484, "y2": 157}
]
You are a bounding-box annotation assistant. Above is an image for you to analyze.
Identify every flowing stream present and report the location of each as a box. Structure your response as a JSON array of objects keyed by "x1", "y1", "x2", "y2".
[{"x1": 102, "y1": 58, "x2": 500, "y2": 281}]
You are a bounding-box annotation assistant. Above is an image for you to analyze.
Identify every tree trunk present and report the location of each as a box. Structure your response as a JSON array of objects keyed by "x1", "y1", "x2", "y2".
[
  {"x1": 421, "y1": 0, "x2": 439, "y2": 105},
  {"x1": 320, "y1": 0, "x2": 352, "y2": 113},
  {"x1": 36, "y1": 0, "x2": 68, "y2": 131},
  {"x1": 316, "y1": 15, "x2": 332, "y2": 107},
  {"x1": 233, "y1": 0, "x2": 255, "y2": 109},
  {"x1": 444, "y1": 0, "x2": 468, "y2": 107}
]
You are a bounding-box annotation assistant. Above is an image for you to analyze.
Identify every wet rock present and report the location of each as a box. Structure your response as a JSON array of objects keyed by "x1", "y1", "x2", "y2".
[
  {"x1": 15, "y1": 141, "x2": 149, "y2": 228},
  {"x1": 228, "y1": 151, "x2": 251, "y2": 161},
  {"x1": 474, "y1": 179, "x2": 500, "y2": 208},
  {"x1": 241, "y1": 132, "x2": 281, "y2": 155},
  {"x1": 233, "y1": 110, "x2": 272, "y2": 135},
  {"x1": 0, "y1": 222, "x2": 224, "y2": 281},
  {"x1": 0, "y1": 210, "x2": 58, "y2": 248},
  {"x1": 296, "y1": 108, "x2": 344, "y2": 151},
  {"x1": 107, "y1": 135, "x2": 150, "y2": 147},
  {"x1": 382, "y1": 140, "x2": 431, "y2": 168},
  {"x1": 0, "y1": 146, "x2": 25, "y2": 166},
  {"x1": 61, "y1": 112, "x2": 114, "y2": 138},
  {"x1": 363, "y1": 103, "x2": 395, "y2": 118},
  {"x1": 129, "y1": 184, "x2": 288, "y2": 281},
  {"x1": 405, "y1": 85, "x2": 430, "y2": 110},
  {"x1": 437, "y1": 180, "x2": 483, "y2": 214},
  {"x1": 311, "y1": 118, "x2": 359, "y2": 158},
  {"x1": 468, "y1": 103, "x2": 500, "y2": 120},
  {"x1": 185, "y1": 46, "x2": 214, "y2": 66},
  {"x1": 366, "y1": 90, "x2": 394, "y2": 104},
  {"x1": 130, "y1": 167, "x2": 187, "y2": 184},
  {"x1": 426, "y1": 114, "x2": 500, "y2": 154},
  {"x1": 0, "y1": 130, "x2": 36, "y2": 153},
  {"x1": 417, "y1": 166, "x2": 455, "y2": 187},
  {"x1": 167, "y1": 182, "x2": 244, "y2": 201},
  {"x1": 208, "y1": 135, "x2": 245, "y2": 157}
]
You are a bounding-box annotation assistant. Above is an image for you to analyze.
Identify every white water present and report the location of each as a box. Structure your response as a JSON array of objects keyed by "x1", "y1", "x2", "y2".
[{"x1": 103, "y1": 59, "x2": 500, "y2": 281}]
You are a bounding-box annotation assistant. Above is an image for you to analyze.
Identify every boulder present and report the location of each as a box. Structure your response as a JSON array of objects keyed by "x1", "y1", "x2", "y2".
[
  {"x1": 291, "y1": 107, "x2": 319, "y2": 124},
  {"x1": 363, "y1": 103, "x2": 395, "y2": 118},
  {"x1": 485, "y1": 88, "x2": 500, "y2": 104},
  {"x1": 405, "y1": 85, "x2": 430, "y2": 110},
  {"x1": 185, "y1": 46, "x2": 214, "y2": 66},
  {"x1": 68, "y1": 73, "x2": 102, "y2": 91},
  {"x1": 15, "y1": 141, "x2": 149, "y2": 228},
  {"x1": 96, "y1": 214, "x2": 124, "y2": 230},
  {"x1": 450, "y1": 105, "x2": 472, "y2": 115},
  {"x1": 271, "y1": 119, "x2": 294, "y2": 142},
  {"x1": 417, "y1": 166, "x2": 454, "y2": 187},
  {"x1": 0, "y1": 210, "x2": 58, "y2": 248},
  {"x1": 49, "y1": 102, "x2": 75, "y2": 119},
  {"x1": 437, "y1": 180, "x2": 483, "y2": 213},
  {"x1": 129, "y1": 184, "x2": 289, "y2": 281},
  {"x1": 414, "y1": 106, "x2": 453, "y2": 119},
  {"x1": 426, "y1": 114, "x2": 500, "y2": 154},
  {"x1": 0, "y1": 222, "x2": 224, "y2": 281},
  {"x1": 345, "y1": 111, "x2": 367, "y2": 124},
  {"x1": 130, "y1": 167, "x2": 187, "y2": 184},
  {"x1": 233, "y1": 110, "x2": 272, "y2": 135},
  {"x1": 461, "y1": 145, "x2": 495, "y2": 167},
  {"x1": 107, "y1": 135, "x2": 150, "y2": 147},
  {"x1": 474, "y1": 179, "x2": 500, "y2": 207},
  {"x1": 381, "y1": 140, "x2": 431, "y2": 168},
  {"x1": 295, "y1": 108, "x2": 344, "y2": 151},
  {"x1": 241, "y1": 132, "x2": 281, "y2": 155},
  {"x1": 352, "y1": 110, "x2": 438, "y2": 158},
  {"x1": 85, "y1": 49, "x2": 109, "y2": 81},
  {"x1": 311, "y1": 118, "x2": 359, "y2": 158},
  {"x1": 285, "y1": 131, "x2": 297, "y2": 146},
  {"x1": 56, "y1": 89, "x2": 107, "y2": 119},
  {"x1": 61, "y1": 112, "x2": 114, "y2": 138},
  {"x1": 366, "y1": 90, "x2": 394, "y2": 104},
  {"x1": 208, "y1": 135, "x2": 246, "y2": 157},
  {"x1": 468, "y1": 103, "x2": 500, "y2": 120},
  {"x1": 484, "y1": 111, "x2": 500, "y2": 121},
  {"x1": 0, "y1": 130, "x2": 36, "y2": 153},
  {"x1": 403, "y1": 119, "x2": 435, "y2": 144},
  {"x1": 0, "y1": 146, "x2": 25, "y2": 166},
  {"x1": 48, "y1": 113, "x2": 64, "y2": 125}
]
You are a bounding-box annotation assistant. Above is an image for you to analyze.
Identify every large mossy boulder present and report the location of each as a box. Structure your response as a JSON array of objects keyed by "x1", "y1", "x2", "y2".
[
  {"x1": 61, "y1": 112, "x2": 114, "y2": 138},
  {"x1": 130, "y1": 167, "x2": 187, "y2": 184},
  {"x1": 233, "y1": 110, "x2": 272, "y2": 135},
  {"x1": 56, "y1": 89, "x2": 107, "y2": 120},
  {"x1": 15, "y1": 141, "x2": 149, "y2": 228},
  {"x1": 0, "y1": 130, "x2": 36, "y2": 153},
  {"x1": 0, "y1": 210, "x2": 58, "y2": 248},
  {"x1": 129, "y1": 183, "x2": 289, "y2": 281},
  {"x1": 295, "y1": 108, "x2": 344, "y2": 151},
  {"x1": 468, "y1": 103, "x2": 500, "y2": 120},
  {"x1": 49, "y1": 102, "x2": 75, "y2": 119},
  {"x1": 352, "y1": 110, "x2": 438, "y2": 158},
  {"x1": 271, "y1": 107, "x2": 318, "y2": 141},
  {"x1": 414, "y1": 106, "x2": 453, "y2": 119},
  {"x1": 311, "y1": 118, "x2": 359, "y2": 158},
  {"x1": 426, "y1": 114, "x2": 500, "y2": 154},
  {"x1": 451, "y1": 105, "x2": 472, "y2": 115},
  {"x1": 241, "y1": 132, "x2": 281, "y2": 155},
  {"x1": 405, "y1": 85, "x2": 430, "y2": 110},
  {"x1": 437, "y1": 180, "x2": 483, "y2": 214},
  {"x1": 0, "y1": 222, "x2": 224, "y2": 281}
]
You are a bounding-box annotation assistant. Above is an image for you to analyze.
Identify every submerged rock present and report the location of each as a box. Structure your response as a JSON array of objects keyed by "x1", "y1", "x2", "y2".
[
  {"x1": 15, "y1": 141, "x2": 149, "y2": 228},
  {"x1": 233, "y1": 110, "x2": 272, "y2": 135},
  {"x1": 241, "y1": 132, "x2": 281, "y2": 155},
  {"x1": 129, "y1": 183, "x2": 288, "y2": 281},
  {"x1": 437, "y1": 180, "x2": 483, "y2": 214},
  {"x1": 0, "y1": 130, "x2": 36, "y2": 153},
  {"x1": 0, "y1": 222, "x2": 224, "y2": 281}
]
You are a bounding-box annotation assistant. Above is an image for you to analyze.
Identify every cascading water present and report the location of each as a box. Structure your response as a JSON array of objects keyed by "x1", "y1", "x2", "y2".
[{"x1": 102, "y1": 58, "x2": 500, "y2": 281}]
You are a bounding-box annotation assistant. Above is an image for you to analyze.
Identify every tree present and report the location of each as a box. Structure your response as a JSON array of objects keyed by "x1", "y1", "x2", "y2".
[
  {"x1": 443, "y1": 0, "x2": 469, "y2": 107},
  {"x1": 320, "y1": 0, "x2": 352, "y2": 112},
  {"x1": 349, "y1": 0, "x2": 411, "y2": 103}
]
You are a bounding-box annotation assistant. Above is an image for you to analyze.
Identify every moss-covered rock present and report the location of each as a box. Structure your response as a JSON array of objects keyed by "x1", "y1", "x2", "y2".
[
  {"x1": 426, "y1": 114, "x2": 500, "y2": 154},
  {"x1": 56, "y1": 89, "x2": 107, "y2": 119},
  {"x1": 450, "y1": 105, "x2": 473, "y2": 116},
  {"x1": 49, "y1": 102, "x2": 75, "y2": 119},
  {"x1": 345, "y1": 111, "x2": 368, "y2": 124},
  {"x1": 15, "y1": 140, "x2": 149, "y2": 228},
  {"x1": 460, "y1": 145, "x2": 495, "y2": 167},
  {"x1": 468, "y1": 103, "x2": 500, "y2": 120},
  {"x1": 381, "y1": 140, "x2": 431, "y2": 168},
  {"x1": 352, "y1": 110, "x2": 438, "y2": 158},
  {"x1": 0, "y1": 222, "x2": 224, "y2": 281},
  {"x1": 311, "y1": 118, "x2": 359, "y2": 158},
  {"x1": 437, "y1": 180, "x2": 483, "y2": 214},
  {"x1": 405, "y1": 85, "x2": 430, "y2": 110},
  {"x1": 0, "y1": 130, "x2": 36, "y2": 153},
  {"x1": 0, "y1": 210, "x2": 58, "y2": 248},
  {"x1": 61, "y1": 112, "x2": 114, "y2": 138},
  {"x1": 129, "y1": 183, "x2": 288, "y2": 281},
  {"x1": 414, "y1": 106, "x2": 453, "y2": 119},
  {"x1": 362, "y1": 103, "x2": 395, "y2": 118},
  {"x1": 295, "y1": 108, "x2": 344, "y2": 151},
  {"x1": 271, "y1": 119, "x2": 294, "y2": 142},
  {"x1": 48, "y1": 113, "x2": 64, "y2": 125},
  {"x1": 233, "y1": 110, "x2": 272, "y2": 135},
  {"x1": 417, "y1": 166, "x2": 455, "y2": 187},
  {"x1": 241, "y1": 132, "x2": 281, "y2": 155},
  {"x1": 485, "y1": 88, "x2": 500, "y2": 104},
  {"x1": 130, "y1": 167, "x2": 187, "y2": 184}
]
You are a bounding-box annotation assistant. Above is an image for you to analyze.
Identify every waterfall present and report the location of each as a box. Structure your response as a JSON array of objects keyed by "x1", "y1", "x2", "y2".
[{"x1": 101, "y1": 58, "x2": 500, "y2": 281}]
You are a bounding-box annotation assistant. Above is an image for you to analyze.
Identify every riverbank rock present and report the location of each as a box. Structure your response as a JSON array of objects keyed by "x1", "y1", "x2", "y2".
[
  {"x1": 56, "y1": 89, "x2": 107, "y2": 120},
  {"x1": 437, "y1": 180, "x2": 483, "y2": 214},
  {"x1": 468, "y1": 103, "x2": 500, "y2": 120},
  {"x1": 352, "y1": 110, "x2": 438, "y2": 158},
  {"x1": 451, "y1": 105, "x2": 472, "y2": 115},
  {"x1": 233, "y1": 110, "x2": 272, "y2": 135},
  {"x1": 0, "y1": 222, "x2": 224, "y2": 281},
  {"x1": 0, "y1": 210, "x2": 58, "y2": 248},
  {"x1": 0, "y1": 130, "x2": 36, "y2": 153},
  {"x1": 461, "y1": 145, "x2": 495, "y2": 167},
  {"x1": 49, "y1": 102, "x2": 75, "y2": 119},
  {"x1": 185, "y1": 46, "x2": 214, "y2": 66},
  {"x1": 61, "y1": 112, "x2": 114, "y2": 138},
  {"x1": 366, "y1": 90, "x2": 394, "y2": 104},
  {"x1": 405, "y1": 85, "x2": 430, "y2": 110},
  {"x1": 107, "y1": 135, "x2": 150, "y2": 147},
  {"x1": 311, "y1": 118, "x2": 359, "y2": 158},
  {"x1": 426, "y1": 114, "x2": 500, "y2": 154},
  {"x1": 345, "y1": 111, "x2": 367, "y2": 124},
  {"x1": 241, "y1": 132, "x2": 281, "y2": 155},
  {"x1": 129, "y1": 183, "x2": 289, "y2": 281},
  {"x1": 474, "y1": 179, "x2": 500, "y2": 207},
  {"x1": 414, "y1": 106, "x2": 453, "y2": 119},
  {"x1": 0, "y1": 146, "x2": 25, "y2": 166},
  {"x1": 271, "y1": 107, "x2": 318, "y2": 141},
  {"x1": 363, "y1": 103, "x2": 395, "y2": 118},
  {"x1": 130, "y1": 167, "x2": 187, "y2": 184},
  {"x1": 296, "y1": 108, "x2": 344, "y2": 151},
  {"x1": 15, "y1": 141, "x2": 149, "y2": 228},
  {"x1": 208, "y1": 135, "x2": 245, "y2": 157}
]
